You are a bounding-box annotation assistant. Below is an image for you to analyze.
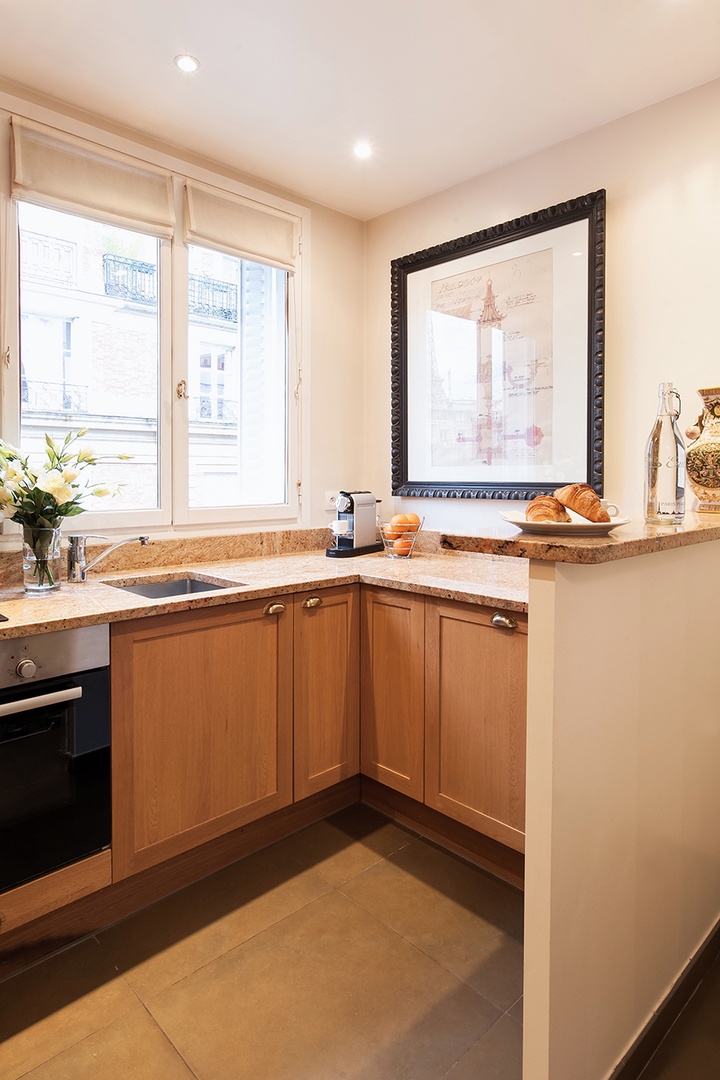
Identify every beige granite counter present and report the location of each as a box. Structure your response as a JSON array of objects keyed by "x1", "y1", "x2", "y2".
[
  {"x1": 4, "y1": 510, "x2": 718, "y2": 637},
  {"x1": 0, "y1": 540, "x2": 529, "y2": 639},
  {"x1": 441, "y1": 512, "x2": 720, "y2": 563}
]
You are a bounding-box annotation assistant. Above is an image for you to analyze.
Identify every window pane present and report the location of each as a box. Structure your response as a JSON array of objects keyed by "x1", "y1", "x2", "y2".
[
  {"x1": 187, "y1": 245, "x2": 287, "y2": 508},
  {"x1": 18, "y1": 202, "x2": 160, "y2": 512}
]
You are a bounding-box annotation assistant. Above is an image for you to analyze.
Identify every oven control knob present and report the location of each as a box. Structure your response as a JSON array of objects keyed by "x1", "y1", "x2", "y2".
[{"x1": 16, "y1": 658, "x2": 37, "y2": 679}]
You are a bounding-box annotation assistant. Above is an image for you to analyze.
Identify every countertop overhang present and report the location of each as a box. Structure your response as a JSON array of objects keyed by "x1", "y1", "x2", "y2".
[{"x1": 441, "y1": 511, "x2": 720, "y2": 563}]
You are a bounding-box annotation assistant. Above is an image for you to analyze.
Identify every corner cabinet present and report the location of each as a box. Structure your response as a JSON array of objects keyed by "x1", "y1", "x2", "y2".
[
  {"x1": 293, "y1": 585, "x2": 359, "y2": 800},
  {"x1": 111, "y1": 598, "x2": 293, "y2": 880},
  {"x1": 425, "y1": 598, "x2": 527, "y2": 852}
]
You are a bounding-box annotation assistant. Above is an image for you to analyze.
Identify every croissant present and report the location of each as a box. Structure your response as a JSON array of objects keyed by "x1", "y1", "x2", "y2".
[
  {"x1": 526, "y1": 496, "x2": 572, "y2": 523},
  {"x1": 553, "y1": 483, "x2": 610, "y2": 522}
]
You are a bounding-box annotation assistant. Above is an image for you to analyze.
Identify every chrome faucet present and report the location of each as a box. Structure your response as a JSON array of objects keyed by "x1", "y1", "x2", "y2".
[{"x1": 67, "y1": 534, "x2": 150, "y2": 582}]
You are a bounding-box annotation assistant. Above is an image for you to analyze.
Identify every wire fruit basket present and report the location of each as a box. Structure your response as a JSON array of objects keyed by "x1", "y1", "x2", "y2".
[{"x1": 378, "y1": 515, "x2": 424, "y2": 558}]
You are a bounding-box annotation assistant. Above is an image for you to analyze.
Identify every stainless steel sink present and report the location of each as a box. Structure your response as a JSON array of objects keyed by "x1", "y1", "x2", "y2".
[{"x1": 111, "y1": 575, "x2": 243, "y2": 599}]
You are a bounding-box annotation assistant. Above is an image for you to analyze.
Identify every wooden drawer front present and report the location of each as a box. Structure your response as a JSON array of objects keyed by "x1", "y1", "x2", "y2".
[
  {"x1": 361, "y1": 586, "x2": 425, "y2": 801},
  {"x1": 425, "y1": 599, "x2": 527, "y2": 852}
]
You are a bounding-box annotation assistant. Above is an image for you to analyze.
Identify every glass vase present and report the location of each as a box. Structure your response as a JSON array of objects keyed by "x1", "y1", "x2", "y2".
[
  {"x1": 686, "y1": 386, "x2": 720, "y2": 512},
  {"x1": 22, "y1": 526, "x2": 62, "y2": 593}
]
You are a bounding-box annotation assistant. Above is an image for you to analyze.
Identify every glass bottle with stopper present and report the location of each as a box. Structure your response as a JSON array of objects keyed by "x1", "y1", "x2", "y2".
[{"x1": 644, "y1": 381, "x2": 686, "y2": 524}]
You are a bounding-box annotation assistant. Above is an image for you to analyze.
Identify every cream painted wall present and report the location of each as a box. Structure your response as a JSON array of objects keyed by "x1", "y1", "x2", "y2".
[
  {"x1": 363, "y1": 78, "x2": 720, "y2": 533},
  {"x1": 304, "y1": 204, "x2": 366, "y2": 523}
]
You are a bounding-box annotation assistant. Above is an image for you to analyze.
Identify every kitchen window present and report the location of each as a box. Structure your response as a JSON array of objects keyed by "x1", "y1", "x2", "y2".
[{"x1": 2, "y1": 115, "x2": 303, "y2": 533}]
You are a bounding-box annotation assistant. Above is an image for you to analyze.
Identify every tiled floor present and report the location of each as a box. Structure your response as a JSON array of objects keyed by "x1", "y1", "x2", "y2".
[
  {"x1": 0, "y1": 805, "x2": 524, "y2": 1080},
  {"x1": 638, "y1": 947, "x2": 720, "y2": 1079}
]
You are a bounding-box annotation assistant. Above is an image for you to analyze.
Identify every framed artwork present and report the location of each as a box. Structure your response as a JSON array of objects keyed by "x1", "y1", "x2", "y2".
[{"x1": 390, "y1": 189, "x2": 605, "y2": 500}]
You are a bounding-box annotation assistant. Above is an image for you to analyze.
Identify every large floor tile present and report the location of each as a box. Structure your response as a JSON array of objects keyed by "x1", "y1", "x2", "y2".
[
  {"x1": 147, "y1": 889, "x2": 501, "y2": 1080},
  {"x1": 443, "y1": 1014, "x2": 523, "y2": 1080},
  {"x1": 0, "y1": 937, "x2": 138, "y2": 1080},
  {"x1": 508, "y1": 995, "x2": 523, "y2": 1024},
  {"x1": 275, "y1": 803, "x2": 415, "y2": 886},
  {"x1": 340, "y1": 837, "x2": 523, "y2": 1010},
  {"x1": 17, "y1": 1006, "x2": 195, "y2": 1080},
  {"x1": 98, "y1": 841, "x2": 332, "y2": 999}
]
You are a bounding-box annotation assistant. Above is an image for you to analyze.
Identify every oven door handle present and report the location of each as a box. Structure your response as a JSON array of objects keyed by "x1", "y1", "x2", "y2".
[{"x1": 0, "y1": 685, "x2": 82, "y2": 717}]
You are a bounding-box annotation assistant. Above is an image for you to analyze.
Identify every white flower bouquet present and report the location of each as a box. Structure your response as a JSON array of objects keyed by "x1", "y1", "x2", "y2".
[{"x1": 0, "y1": 429, "x2": 126, "y2": 588}]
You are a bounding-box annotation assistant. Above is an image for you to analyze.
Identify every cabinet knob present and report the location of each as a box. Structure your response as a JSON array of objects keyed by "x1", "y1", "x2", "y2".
[
  {"x1": 491, "y1": 612, "x2": 517, "y2": 631},
  {"x1": 262, "y1": 601, "x2": 286, "y2": 616},
  {"x1": 301, "y1": 596, "x2": 323, "y2": 609}
]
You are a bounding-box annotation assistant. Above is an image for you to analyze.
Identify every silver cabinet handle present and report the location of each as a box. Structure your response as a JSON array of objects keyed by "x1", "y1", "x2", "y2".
[
  {"x1": 302, "y1": 596, "x2": 323, "y2": 609},
  {"x1": 263, "y1": 602, "x2": 286, "y2": 615},
  {"x1": 491, "y1": 612, "x2": 517, "y2": 631},
  {"x1": 0, "y1": 685, "x2": 82, "y2": 717}
]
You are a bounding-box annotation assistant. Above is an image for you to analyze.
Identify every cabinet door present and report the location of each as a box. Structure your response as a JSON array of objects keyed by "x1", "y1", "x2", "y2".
[
  {"x1": 293, "y1": 585, "x2": 359, "y2": 800},
  {"x1": 111, "y1": 599, "x2": 293, "y2": 880},
  {"x1": 425, "y1": 598, "x2": 527, "y2": 852},
  {"x1": 360, "y1": 586, "x2": 425, "y2": 801}
]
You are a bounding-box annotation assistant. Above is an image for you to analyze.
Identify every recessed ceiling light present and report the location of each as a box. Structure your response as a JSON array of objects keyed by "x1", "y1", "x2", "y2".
[
  {"x1": 353, "y1": 141, "x2": 372, "y2": 160},
  {"x1": 174, "y1": 54, "x2": 200, "y2": 73}
]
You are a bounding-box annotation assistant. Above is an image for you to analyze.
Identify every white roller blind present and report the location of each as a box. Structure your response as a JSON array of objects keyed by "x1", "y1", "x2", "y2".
[
  {"x1": 11, "y1": 116, "x2": 174, "y2": 236},
  {"x1": 184, "y1": 181, "x2": 298, "y2": 271}
]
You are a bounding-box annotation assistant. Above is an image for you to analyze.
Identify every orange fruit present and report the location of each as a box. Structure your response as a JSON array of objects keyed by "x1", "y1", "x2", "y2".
[
  {"x1": 389, "y1": 513, "x2": 410, "y2": 532},
  {"x1": 404, "y1": 512, "x2": 421, "y2": 532},
  {"x1": 393, "y1": 537, "x2": 413, "y2": 556},
  {"x1": 383, "y1": 523, "x2": 401, "y2": 540}
]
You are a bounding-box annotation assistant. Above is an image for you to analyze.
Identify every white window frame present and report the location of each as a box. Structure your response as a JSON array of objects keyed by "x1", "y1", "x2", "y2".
[{"x1": 0, "y1": 102, "x2": 307, "y2": 539}]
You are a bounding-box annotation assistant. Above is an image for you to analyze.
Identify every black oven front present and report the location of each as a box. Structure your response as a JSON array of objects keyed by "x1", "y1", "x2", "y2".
[{"x1": 0, "y1": 624, "x2": 110, "y2": 894}]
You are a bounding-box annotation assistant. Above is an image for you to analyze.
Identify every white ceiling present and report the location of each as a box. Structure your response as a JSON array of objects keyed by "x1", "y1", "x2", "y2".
[{"x1": 1, "y1": 0, "x2": 719, "y2": 220}]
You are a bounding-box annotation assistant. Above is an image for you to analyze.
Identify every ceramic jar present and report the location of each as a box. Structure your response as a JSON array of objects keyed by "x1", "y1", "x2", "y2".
[{"x1": 685, "y1": 387, "x2": 720, "y2": 512}]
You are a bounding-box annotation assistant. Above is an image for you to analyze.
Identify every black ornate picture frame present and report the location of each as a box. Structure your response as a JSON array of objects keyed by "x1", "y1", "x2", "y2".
[{"x1": 390, "y1": 189, "x2": 605, "y2": 500}]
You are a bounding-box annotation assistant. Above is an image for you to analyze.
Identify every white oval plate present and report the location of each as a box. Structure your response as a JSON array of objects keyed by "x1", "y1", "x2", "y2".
[{"x1": 501, "y1": 511, "x2": 631, "y2": 537}]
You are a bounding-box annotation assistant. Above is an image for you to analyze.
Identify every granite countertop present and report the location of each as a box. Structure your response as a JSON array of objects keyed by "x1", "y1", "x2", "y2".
[
  {"x1": 2, "y1": 511, "x2": 718, "y2": 638},
  {"x1": 441, "y1": 512, "x2": 720, "y2": 563},
  {"x1": 0, "y1": 547, "x2": 530, "y2": 639}
]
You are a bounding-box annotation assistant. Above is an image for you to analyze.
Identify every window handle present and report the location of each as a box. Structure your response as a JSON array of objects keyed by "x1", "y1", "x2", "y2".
[{"x1": 176, "y1": 380, "x2": 189, "y2": 400}]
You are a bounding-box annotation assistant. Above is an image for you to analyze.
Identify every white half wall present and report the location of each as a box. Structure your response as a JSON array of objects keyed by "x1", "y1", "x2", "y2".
[{"x1": 524, "y1": 542, "x2": 720, "y2": 1079}]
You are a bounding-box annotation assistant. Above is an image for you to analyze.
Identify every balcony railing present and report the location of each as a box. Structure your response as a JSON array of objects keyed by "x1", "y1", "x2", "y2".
[
  {"x1": 103, "y1": 255, "x2": 238, "y2": 322},
  {"x1": 192, "y1": 397, "x2": 238, "y2": 423},
  {"x1": 188, "y1": 275, "x2": 238, "y2": 323},
  {"x1": 22, "y1": 379, "x2": 88, "y2": 413},
  {"x1": 103, "y1": 254, "x2": 157, "y2": 305}
]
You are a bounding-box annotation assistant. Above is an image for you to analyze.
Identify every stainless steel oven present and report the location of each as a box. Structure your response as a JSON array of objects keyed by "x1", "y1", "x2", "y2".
[{"x1": 0, "y1": 624, "x2": 110, "y2": 894}]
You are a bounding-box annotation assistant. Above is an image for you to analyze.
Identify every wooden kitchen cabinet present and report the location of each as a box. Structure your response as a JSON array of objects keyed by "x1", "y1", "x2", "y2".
[
  {"x1": 293, "y1": 585, "x2": 359, "y2": 800},
  {"x1": 111, "y1": 598, "x2": 293, "y2": 880},
  {"x1": 360, "y1": 586, "x2": 425, "y2": 801},
  {"x1": 425, "y1": 598, "x2": 527, "y2": 852}
]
